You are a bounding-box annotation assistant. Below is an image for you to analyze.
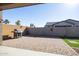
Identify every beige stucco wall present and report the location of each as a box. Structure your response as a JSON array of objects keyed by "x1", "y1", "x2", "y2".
[{"x1": 2, "y1": 24, "x2": 28, "y2": 38}]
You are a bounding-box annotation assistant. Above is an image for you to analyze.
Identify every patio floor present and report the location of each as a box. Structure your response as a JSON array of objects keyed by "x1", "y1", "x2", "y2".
[
  {"x1": 2, "y1": 36, "x2": 79, "y2": 56},
  {"x1": 0, "y1": 46, "x2": 61, "y2": 56}
]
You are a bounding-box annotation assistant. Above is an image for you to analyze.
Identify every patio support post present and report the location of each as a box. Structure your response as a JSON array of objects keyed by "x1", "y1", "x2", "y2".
[{"x1": 0, "y1": 11, "x2": 2, "y2": 45}]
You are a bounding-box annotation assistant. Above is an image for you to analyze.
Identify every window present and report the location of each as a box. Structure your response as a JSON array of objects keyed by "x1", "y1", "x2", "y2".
[{"x1": 55, "y1": 25, "x2": 72, "y2": 27}]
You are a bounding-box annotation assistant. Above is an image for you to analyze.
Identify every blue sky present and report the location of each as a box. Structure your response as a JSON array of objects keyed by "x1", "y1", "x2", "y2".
[{"x1": 3, "y1": 3, "x2": 79, "y2": 27}]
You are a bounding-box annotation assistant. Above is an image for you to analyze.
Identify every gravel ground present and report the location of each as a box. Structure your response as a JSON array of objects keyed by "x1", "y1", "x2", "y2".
[
  {"x1": 2, "y1": 36, "x2": 78, "y2": 56},
  {"x1": 73, "y1": 48, "x2": 79, "y2": 54}
]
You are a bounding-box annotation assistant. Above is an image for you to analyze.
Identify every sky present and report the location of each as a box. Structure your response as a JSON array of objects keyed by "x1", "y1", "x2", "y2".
[{"x1": 3, "y1": 3, "x2": 79, "y2": 27}]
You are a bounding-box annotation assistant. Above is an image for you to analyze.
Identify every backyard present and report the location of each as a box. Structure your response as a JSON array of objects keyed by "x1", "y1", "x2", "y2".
[{"x1": 2, "y1": 36, "x2": 78, "y2": 56}]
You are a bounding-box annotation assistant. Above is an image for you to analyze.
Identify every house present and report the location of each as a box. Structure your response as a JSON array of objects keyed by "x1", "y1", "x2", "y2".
[{"x1": 45, "y1": 19, "x2": 79, "y2": 28}]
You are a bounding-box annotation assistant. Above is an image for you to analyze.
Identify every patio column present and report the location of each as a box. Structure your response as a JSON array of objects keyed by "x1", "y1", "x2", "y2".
[{"x1": 0, "y1": 11, "x2": 2, "y2": 45}]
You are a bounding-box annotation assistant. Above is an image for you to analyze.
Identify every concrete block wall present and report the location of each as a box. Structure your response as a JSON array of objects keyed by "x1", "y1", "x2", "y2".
[{"x1": 28, "y1": 27, "x2": 79, "y2": 37}]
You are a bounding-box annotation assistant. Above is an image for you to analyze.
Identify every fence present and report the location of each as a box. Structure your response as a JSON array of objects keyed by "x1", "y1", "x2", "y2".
[
  {"x1": 2, "y1": 24, "x2": 27, "y2": 39},
  {"x1": 28, "y1": 27, "x2": 79, "y2": 37}
]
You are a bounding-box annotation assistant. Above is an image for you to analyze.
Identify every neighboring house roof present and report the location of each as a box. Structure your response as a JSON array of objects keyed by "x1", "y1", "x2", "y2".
[
  {"x1": 45, "y1": 22, "x2": 56, "y2": 26},
  {"x1": 64, "y1": 19, "x2": 79, "y2": 25},
  {"x1": 45, "y1": 19, "x2": 79, "y2": 27}
]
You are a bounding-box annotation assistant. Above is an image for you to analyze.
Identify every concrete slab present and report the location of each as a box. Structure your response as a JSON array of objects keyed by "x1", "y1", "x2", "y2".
[{"x1": 0, "y1": 46, "x2": 62, "y2": 56}]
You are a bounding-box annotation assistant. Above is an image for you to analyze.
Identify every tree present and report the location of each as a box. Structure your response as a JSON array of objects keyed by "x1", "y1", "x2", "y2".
[
  {"x1": 30, "y1": 23, "x2": 35, "y2": 28},
  {"x1": 15, "y1": 20, "x2": 21, "y2": 25},
  {"x1": 3, "y1": 19, "x2": 10, "y2": 24}
]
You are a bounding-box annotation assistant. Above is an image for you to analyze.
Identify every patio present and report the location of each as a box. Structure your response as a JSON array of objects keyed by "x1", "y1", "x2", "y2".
[{"x1": 0, "y1": 46, "x2": 60, "y2": 56}]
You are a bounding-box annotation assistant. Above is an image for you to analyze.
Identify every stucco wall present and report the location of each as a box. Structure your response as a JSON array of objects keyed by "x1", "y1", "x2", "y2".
[
  {"x1": 2, "y1": 24, "x2": 28, "y2": 39},
  {"x1": 28, "y1": 27, "x2": 79, "y2": 37}
]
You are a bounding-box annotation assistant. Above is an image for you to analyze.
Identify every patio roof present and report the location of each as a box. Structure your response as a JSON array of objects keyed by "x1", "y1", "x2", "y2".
[{"x1": 0, "y1": 3, "x2": 41, "y2": 10}]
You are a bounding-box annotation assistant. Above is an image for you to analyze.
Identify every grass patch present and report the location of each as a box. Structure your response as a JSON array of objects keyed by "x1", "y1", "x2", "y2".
[{"x1": 64, "y1": 38, "x2": 79, "y2": 48}]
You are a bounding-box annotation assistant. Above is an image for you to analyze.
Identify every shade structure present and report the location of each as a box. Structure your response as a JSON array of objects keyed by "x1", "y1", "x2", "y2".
[{"x1": 0, "y1": 3, "x2": 41, "y2": 11}]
